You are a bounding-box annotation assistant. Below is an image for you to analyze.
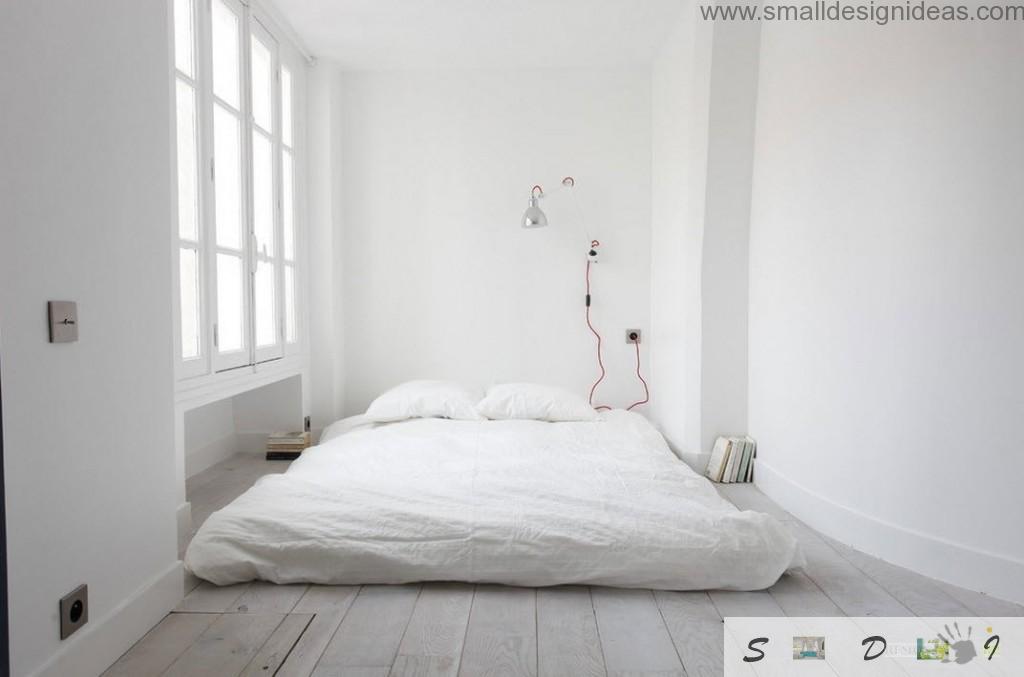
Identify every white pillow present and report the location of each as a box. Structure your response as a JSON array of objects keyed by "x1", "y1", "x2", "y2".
[
  {"x1": 476, "y1": 383, "x2": 600, "y2": 422},
  {"x1": 364, "y1": 380, "x2": 483, "y2": 422}
]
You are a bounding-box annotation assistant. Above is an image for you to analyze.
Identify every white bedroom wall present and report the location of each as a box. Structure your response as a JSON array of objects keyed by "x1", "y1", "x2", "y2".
[
  {"x1": 649, "y1": 9, "x2": 713, "y2": 465},
  {"x1": 184, "y1": 399, "x2": 237, "y2": 477},
  {"x1": 648, "y1": 4, "x2": 760, "y2": 467},
  {"x1": 336, "y1": 68, "x2": 653, "y2": 414},
  {"x1": 307, "y1": 63, "x2": 347, "y2": 434},
  {"x1": 698, "y1": 12, "x2": 761, "y2": 456},
  {"x1": 233, "y1": 375, "x2": 305, "y2": 451},
  {"x1": 748, "y1": 19, "x2": 1024, "y2": 602},
  {"x1": 0, "y1": 1, "x2": 182, "y2": 675}
]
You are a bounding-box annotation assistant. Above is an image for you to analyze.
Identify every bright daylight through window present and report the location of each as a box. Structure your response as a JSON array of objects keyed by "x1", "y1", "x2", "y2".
[{"x1": 172, "y1": 0, "x2": 301, "y2": 379}]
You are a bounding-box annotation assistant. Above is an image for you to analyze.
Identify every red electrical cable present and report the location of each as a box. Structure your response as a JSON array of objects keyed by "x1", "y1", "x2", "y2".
[
  {"x1": 585, "y1": 239, "x2": 650, "y2": 412},
  {"x1": 585, "y1": 258, "x2": 612, "y2": 411},
  {"x1": 626, "y1": 340, "x2": 650, "y2": 411}
]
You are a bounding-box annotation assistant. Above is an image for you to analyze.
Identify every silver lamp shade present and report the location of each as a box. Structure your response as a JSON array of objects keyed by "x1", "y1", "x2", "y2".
[{"x1": 521, "y1": 196, "x2": 548, "y2": 228}]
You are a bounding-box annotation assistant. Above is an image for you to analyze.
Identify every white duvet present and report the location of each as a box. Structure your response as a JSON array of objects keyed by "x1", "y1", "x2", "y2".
[{"x1": 185, "y1": 411, "x2": 804, "y2": 589}]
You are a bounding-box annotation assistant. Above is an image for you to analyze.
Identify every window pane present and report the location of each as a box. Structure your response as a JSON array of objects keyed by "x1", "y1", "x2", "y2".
[
  {"x1": 213, "y1": 105, "x2": 242, "y2": 249},
  {"x1": 252, "y1": 132, "x2": 274, "y2": 256},
  {"x1": 175, "y1": 80, "x2": 199, "y2": 241},
  {"x1": 282, "y1": 149, "x2": 294, "y2": 260},
  {"x1": 254, "y1": 261, "x2": 277, "y2": 347},
  {"x1": 212, "y1": 0, "x2": 240, "y2": 109},
  {"x1": 179, "y1": 248, "x2": 200, "y2": 358},
  {"x1": 216, "y1": 253, "x2": 244, "y2": 352},
  {"x1": 173, "y1": 0, "x2": 194, "y2": 77},
  {"x1": 281, "y1": 67, "x2": 293, "y2": 148},
  {"x1": 284, "y1": 265, "x2": 296, "y2": 343},
  {"x1": 251, "y1": 35, "x2": 273, "y2": 132}
]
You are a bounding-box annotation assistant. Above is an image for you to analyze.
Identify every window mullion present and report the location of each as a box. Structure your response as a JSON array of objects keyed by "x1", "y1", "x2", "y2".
[
  {"x1": 200, "y1": 0, "x2": 220, "y2": 373},
  {"x1": 240, "y1": 3, "x2": 257, "y2": 368}
]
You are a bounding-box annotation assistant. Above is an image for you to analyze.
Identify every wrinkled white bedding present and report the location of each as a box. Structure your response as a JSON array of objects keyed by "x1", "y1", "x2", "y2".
[{"x1": 185, "y1": 411, "x2": 804, "y2": 589}]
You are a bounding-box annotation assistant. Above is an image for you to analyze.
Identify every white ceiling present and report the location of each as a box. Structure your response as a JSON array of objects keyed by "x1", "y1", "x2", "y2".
[{"x1": 271, "y1": 0, "x2": 687, "y2": 70}]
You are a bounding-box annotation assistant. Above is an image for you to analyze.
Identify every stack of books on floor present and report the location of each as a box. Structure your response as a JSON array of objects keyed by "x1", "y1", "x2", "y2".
[
  {"x1": 705, "y1": 435, "x2": 756, "y2": 483},
  {"x1": 266, "y1": 431, "x2": 311, "y2": 460}
]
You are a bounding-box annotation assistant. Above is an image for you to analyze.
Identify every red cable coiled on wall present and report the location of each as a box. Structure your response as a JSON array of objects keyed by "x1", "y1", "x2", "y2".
[{"x1": 585, "y1": 240, "x2": 649, "y2": 411}]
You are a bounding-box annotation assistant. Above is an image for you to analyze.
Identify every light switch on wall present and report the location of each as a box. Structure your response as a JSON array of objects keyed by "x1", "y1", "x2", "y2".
[{"x1": 48, "y1": 301, "x2": 78, "y2": 343}]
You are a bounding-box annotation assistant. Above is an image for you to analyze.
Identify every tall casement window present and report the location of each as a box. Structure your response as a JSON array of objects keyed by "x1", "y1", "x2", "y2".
[{"x1": 173, "y1": 0, "x2": 303, "y2": 379}]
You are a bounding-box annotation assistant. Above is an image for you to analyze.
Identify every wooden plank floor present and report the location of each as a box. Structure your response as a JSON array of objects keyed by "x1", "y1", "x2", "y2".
[{"x1": 107, "y1": 454, "x2": 1024, "y2": 677}]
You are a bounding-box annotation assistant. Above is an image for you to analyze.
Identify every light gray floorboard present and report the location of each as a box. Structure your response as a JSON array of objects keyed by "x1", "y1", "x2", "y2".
[
  {"x1": 708, "y1": 590, "x2": 785, "y2": 618},
  {"x1": 799, "y1": 541, "x2": 913, "y2": 617},
  {"x1": 391, "y1": 582, "x2": 475, "y2": 677},
  {"x1": 933, "y1": 581, "x2": 1024, "y2": 618},
  {"x1": 108, "y1": 454, "x2": 1024, "y2": 677},
  {"x1": 102, "y1": 612, "x2": 218, "y2": 676},
  {"x1": 590, "y1": 587, "x2": 684, "y2": 677},
  {"x1": 278, "y1": 586, "x2": 362, "y2": 677},
  {"x1": 822, "y1": 536, "x2": 974, "y2": 617},
  {"x1": 654, "y1": 591, "x2": 723, "y2": 677},
  {"x1": 768, "y1": 571, "x2": 844, "y2": 617},
  {"x1": 162, "y1": 613, "x2": 286, "y2": 677},
  {"x1": 233, "y1": 581, "x2": 309, "y2": 613},
  {"x1": 313, "y1": 585, "x2": 422, "y2": 676},
  {"x1": 458, "y1": 585, "x2": 538, "y2": 677},
  {"x1": 176, "y1": 581, "x2": 252, "y2": 613},
  {"x1": 783, "y1": 520, "x2": 827, "y2": 547},
  {"x1": 241, "y1": 613, "x2": 314, "y2": 676},
  {"x1": 536, "y1": 586, "x2": 606, "y2": 677}
]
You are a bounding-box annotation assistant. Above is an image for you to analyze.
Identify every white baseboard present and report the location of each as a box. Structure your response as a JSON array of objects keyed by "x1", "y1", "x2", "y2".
[
  {"x1": 185, "y1": 432, "x2": 239, "y2": 477},
  {"x1": 755, "y1": 460, "x2": 1024, "y2": 605},
  {"x1": 30, "y1": 561, "x2": 184, "y2": 677},
  {"x1": 235, "y1": 431, "x2": 269, "y2": 454}
]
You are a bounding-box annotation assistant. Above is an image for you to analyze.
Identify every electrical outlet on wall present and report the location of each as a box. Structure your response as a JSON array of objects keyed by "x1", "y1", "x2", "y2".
[
  {"x1": 59, "y1": 584, "x2": 88, "y2": 640},
  {"x1": 626, "y1": 329, "x2": 642, "y2": 344}
]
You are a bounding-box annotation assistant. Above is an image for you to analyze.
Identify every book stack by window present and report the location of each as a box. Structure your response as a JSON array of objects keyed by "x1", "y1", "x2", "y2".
[
  {"x1": 705, "y1": 436, "x2": 756, "y2": 483},
  {"x1": 266, "y1": 431, "x2": 311, "y2": 460}
]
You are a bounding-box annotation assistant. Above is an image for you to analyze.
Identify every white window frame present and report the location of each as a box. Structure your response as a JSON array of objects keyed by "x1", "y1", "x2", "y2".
[
  {"x1": 250, "y1": 18, "x2": 284, "y2": 365},
  {"x1": 209, "y1": 0, "x2": 252, "y2": 373},
  {"x1": 279, "y1": 55, "x2": 304, "y2": 357},
  {"x1": 173, "y1": 0, "x2": 210, "y2": 380},
  {"x1": 172, "y1": 0, "x2": 306, "y2": 383}
]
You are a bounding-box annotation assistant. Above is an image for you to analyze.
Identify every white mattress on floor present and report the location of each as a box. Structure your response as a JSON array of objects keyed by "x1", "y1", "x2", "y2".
[{"x1": 185, "y1": 410, "x2": 804, "y2": 589}]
